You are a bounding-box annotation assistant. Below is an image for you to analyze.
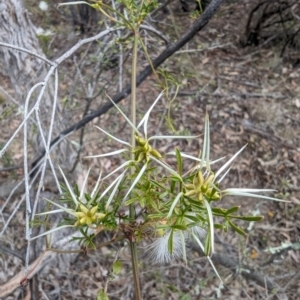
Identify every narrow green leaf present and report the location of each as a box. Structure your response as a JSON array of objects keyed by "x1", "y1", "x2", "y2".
[
  {"x1": 79, "y1": 167, "x2": 91, "y2": 203},
  {"x1": 91, "y1": 171, "x2": 102, "y2": 199},
  {"x1": 35, "y1": 209, "x2": 64, "y2": 216},
  {"x1": 204, "y1": 199, "x2": 214, "y2": 253},
  {"x1": 58, "y1": 165, "x2": 78, "y2": 207},
  {"x1": 167, "y1": 192, "x2": 183, "y2": 219},
  {"x1": 228, "y1": 220, "x2": 247, "y2": 236},
  {"x1": 137, "y1": 91, "x2": 164, "y2": 138},
  {"x1": 171, "y1": 224, "x2": 188, "y2": 230},
  {"x1": 179, "y1": 231, "x2": 187, "y2": 264},
  {"x1": 150, "y1": 156, "x2": 182, "y2": 180},
  {"x1": 97, "y1": 289, "x2": 110, "y2": 300},
  {"x1": 214, "y1": 223, "x2": 224, "y2": 229},
  {"x1": 225, "y1": 206, "x2": 240, "y2": 215},
  {"x1": 94, "y1": 125, "x2": 131, "y2": 146},
  {"x1": 112, "y1": 260, "x2": 122, "y2": 275},
  {"x1": 184, "y1": 215, "x2": 199, "y2": 223},
  {"x1": 215, "y1": 145, "x2": 247, "y2": 181},
  {"x1": 232, "y1": 215, "x2": 264, "y2": 222},
  {"x1": 204, "y1": 232, "x2": 211, "y2": 256},
  {"x1": 29, "y1": 225, "x2": 75, "y2": 241},
  {"x1": 175, "y1": 148, "x2": 183, "y2": 176},
  {"x1": 170, "y1": 180, "x2": 176, "y2": 193},
  {"x1": 101, "y1": 160, "x2": 131, "y2": 181},
  {"x1": 159, "y1": 191, "x2": 169, "y2": 200},
  {"x1": 123, "y1": 163, "x2": 148, "y2": 201},
  {"x1": 150, "y1": 180, "x2": 169, "y2": 191},
  {"x1": 224, "y1": 189, "x2": 288, "y2": 202},
  {"x1": 186, "y1": 198, "x2": 206, "y2": 210},
  {"x1": 168, "y1": 230, "x2": 174, "y2": 254},
  {"x1": 170, "y1": 176, "x2": 183, "y2": 183},
  {"x1": 124, "y1": 197, "x2": 137, "y2": 206},
  {"x1": 85, "y1": 149, "x2": 127, "y2": 159},
  {"x1": 106, "y1": 93, "x2": 138, "y2": 133},
  {"x1": 105, "y1": 171, "x2": 125, "y2": 209},
  {"x1": 149, "y1": 135, "x2": 198, "y2": 141},
  {"x1": 211, "y1": 207, "x2": 227, "y2": 215},
  {"x1": 224, "y1": 220, "x2": 229, "y2": 233}
]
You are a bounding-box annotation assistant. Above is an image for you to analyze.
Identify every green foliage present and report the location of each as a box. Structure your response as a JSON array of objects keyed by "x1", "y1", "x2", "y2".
[
  {"x1": 112, "y1": 260, "x2": 122, "y2": 274},
  {"x1": 97, "y1": 289, "x2": 109, "y2": 300},
  {"x1": 32, "y1": 2, "x2": 286, "y2": 298}
]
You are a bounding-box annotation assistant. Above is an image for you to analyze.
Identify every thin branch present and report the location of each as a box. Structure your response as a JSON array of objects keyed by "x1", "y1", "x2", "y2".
[{"x1": 0, "y1": 41, "x2": 54, "y2": 66}]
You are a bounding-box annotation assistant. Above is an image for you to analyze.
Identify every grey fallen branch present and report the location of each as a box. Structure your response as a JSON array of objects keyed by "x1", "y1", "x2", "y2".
[{"x1": 190, "y1": 243, "x2": 281, "y2": 292}]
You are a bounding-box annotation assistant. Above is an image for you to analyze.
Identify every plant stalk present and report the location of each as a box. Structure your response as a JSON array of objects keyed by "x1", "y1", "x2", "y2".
[{"x1": 129, "y1": 27, "x2": 142, "y2": 300}]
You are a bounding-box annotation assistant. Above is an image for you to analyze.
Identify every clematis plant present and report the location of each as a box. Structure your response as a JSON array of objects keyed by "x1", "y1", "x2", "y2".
[
  {"x1": 32, "y1": 93, "x2": 286, "y2": 277},
  {"x1": 20, "y1": 1, "x2": 287, "y2": 299}
]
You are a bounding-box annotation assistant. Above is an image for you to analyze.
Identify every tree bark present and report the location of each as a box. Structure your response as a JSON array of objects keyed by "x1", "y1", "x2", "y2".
[
  {"x1": 0, "y1": 0, "x2": 48, "y2": 97},
  {"x1": 0, "y1": 2, "x2": 74, "y2": 298},
  {"x1": 0, "y1": 0, "x2": 74, "y2": 166}
]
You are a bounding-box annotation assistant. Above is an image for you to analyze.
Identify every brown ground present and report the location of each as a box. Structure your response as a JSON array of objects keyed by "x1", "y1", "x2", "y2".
[{"x1": 0, "y1": 0, "x2": 299, "y2": 299}]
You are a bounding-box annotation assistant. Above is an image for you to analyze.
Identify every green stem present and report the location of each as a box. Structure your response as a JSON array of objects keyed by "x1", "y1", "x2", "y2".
[{"x1": 129, "y1": 27, "x2": 142, "y2": 300}]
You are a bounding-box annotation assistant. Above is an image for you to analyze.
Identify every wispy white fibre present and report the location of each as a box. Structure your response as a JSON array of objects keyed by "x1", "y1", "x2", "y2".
[
  {"x1": 146, "y1": 230, "x2": 183, "y2": 264},
  {"x1": 146, "y1": 225, "x2": 207, "y2": 264}
]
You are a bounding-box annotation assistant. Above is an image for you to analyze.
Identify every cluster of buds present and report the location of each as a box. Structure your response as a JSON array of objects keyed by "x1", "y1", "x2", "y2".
[
  {"x1": 74, "y1": 204, "x2": 106, "y2": 226},
  {"x1": 134, "y1": 134, "x2": 162, "y2": 162},
  {"x1": 185, "y1": 170, "x2": 220, "y2": 202}
]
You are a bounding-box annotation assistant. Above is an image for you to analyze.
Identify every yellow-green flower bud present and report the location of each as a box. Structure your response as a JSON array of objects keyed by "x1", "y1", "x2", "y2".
[
  {"x1": 185, "y1": 183, "x2": 195, "y2": 190},
  {"x1": 198, "y1": 193, "x2": 203, "y2": 202},
  {"x1": 204, "y1": 174, "x2": 215, "y2": 185},
  {"x1": 90, "y1": 206, "x2": 98, "y2": 215},
  {"x1": 74, "y1": 204, "x2": 105, "y2": 226},
  {"x1": 79, "y1": 217, "x2": 87, "y2": 225},
  {"x1": 150, "y1": 148, "x2": 162, "y2": 159},
  {"x1": 185, "y1": 189, "x2": 197, "y2": 197},
  {"x1": 95, "y1": 213, "x2": 106, "y2": 220},
  {"x1": 144, "y1": 143, "x2": 151, "y2": 152},
  {"x1": 80, "y1": 204, "x2": 88, "y2": 214},
  {"x1": 201, "y1": 184, "x2": 208, "y2": 193},
  {"x1": 135, "y1": 135, "x2": 146, "y2": 146},
  {"x1": 197, "y1": 171, "x2": 204, "y2": 186},
  {"x1": 74, "y1": 211, "x2": 85, "y2": 218},
  {"x1": 137, "y1": 152, "x2": 145, "y2": 162},
  {"x1": 206, "y1": 189, "x2": 220, "y2": 200}
]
